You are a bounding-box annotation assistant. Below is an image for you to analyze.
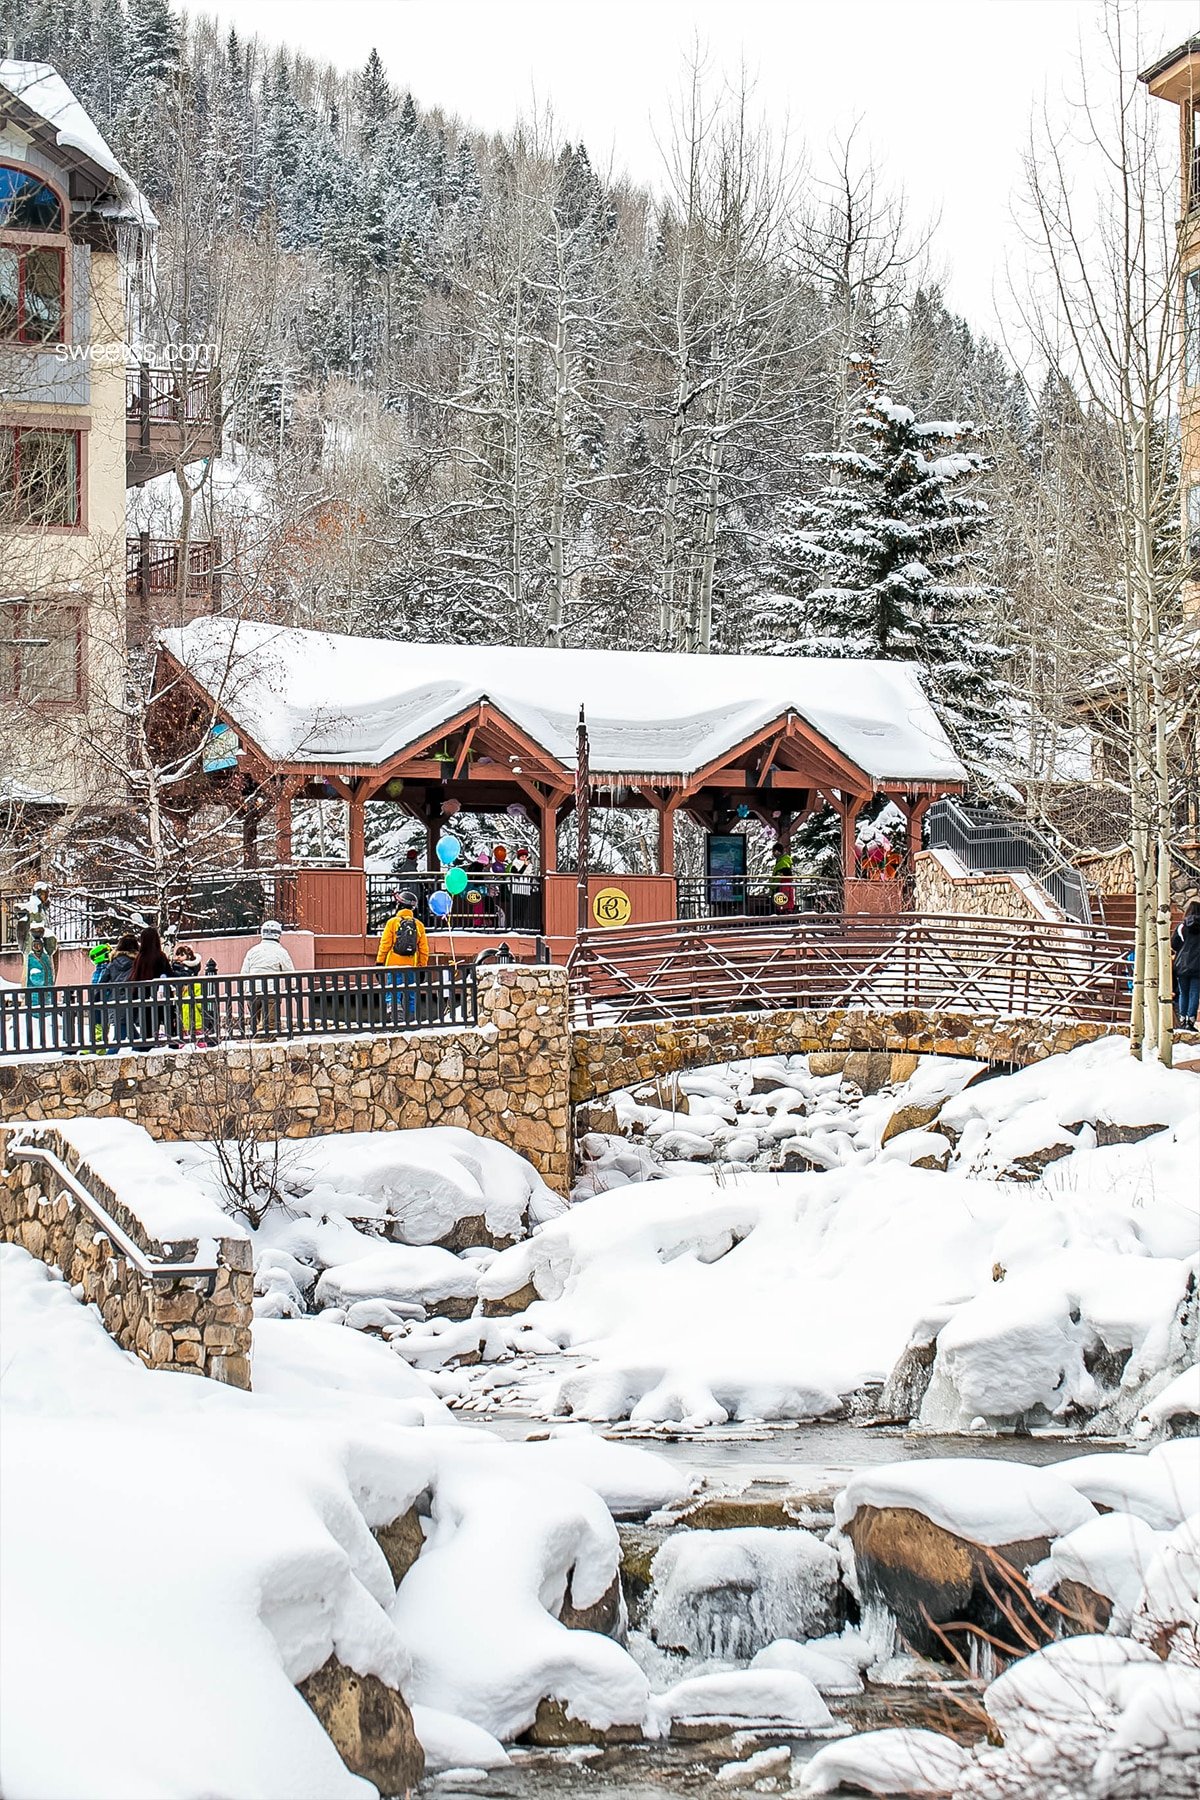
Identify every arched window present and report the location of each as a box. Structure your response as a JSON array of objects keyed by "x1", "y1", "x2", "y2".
[
  {"x1": 0, "y1": 165, "x2": 67, "y2": 345},
  {"x1": 0, "y1": 167, "x2": 64, "y2": 231}
]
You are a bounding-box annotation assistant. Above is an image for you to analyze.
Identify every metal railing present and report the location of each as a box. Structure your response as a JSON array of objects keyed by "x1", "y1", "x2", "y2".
[
  {"x1": 675, "y1": 877, "x2": 839, "y2": 920},
  {"x1": 568, "y1": 912, "x2": 1134, "y2": 1029},
  {"x1": 1, "y1": 876, "x2": 298, "y2": 952},
  {"x1": 925, "y1": 797, "x2": 1093, "y2": 924},
  {"x1": 367, "y1": 872, "x2": 544, "y2": 934},
  {"x1": 0, "y1": 963, "x2": 477, "y2": 1058},
  {"x1": 6, "y1": 1132, "x2": 222, "y2": 1284}
]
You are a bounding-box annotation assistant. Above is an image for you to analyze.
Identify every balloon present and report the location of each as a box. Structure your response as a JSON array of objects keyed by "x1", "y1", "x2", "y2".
[
  {"x1": 441, "y1": 798, "x2": 461, "y2": 816},
  {"x1": 382, "y1": 777, "x2": 405, "y2": 800},
  {"x1": 428, "y1": 889, "x2": 453, "y2": 917},
  {"x1": 444, "y1": 866, "x2": 468, "y2": 895},
  {"x1": 492, "y1": 844, "x2": 507, "y2": 864},
  {"x1": 505, "y1": 803, "x2": 527, "y2": 819},
  {"x1": 736, "y1": 803, "x2": 750, "y2": 819},
  {"x1": 435, "y1": 834, "x2": 462, "y2": 865}
]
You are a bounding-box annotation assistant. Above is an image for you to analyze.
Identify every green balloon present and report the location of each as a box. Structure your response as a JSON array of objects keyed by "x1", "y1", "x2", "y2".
[{"x1": 444, "y1": 865, "x2": 468, "y2": 895}]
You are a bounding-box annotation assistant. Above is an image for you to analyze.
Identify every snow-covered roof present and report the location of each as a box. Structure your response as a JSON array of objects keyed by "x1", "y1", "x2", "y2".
[
  {"x1": 0, "y1": 60, "x2": 156, "y2": 228},
  {"x1": 159, "y1": 616, "x2": 968, "y2": 790}
]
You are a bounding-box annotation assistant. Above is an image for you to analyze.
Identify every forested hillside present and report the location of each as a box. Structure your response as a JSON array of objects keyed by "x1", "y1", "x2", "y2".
[{"x1": 0, "y1": 0, "x2": 1137, "y2": 792}]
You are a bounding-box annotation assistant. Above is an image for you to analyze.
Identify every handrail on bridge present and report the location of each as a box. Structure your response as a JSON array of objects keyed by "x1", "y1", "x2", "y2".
[
  {"x1": 5, "y1": 1130, "x2": 223, "y2": 1288},
  {"x1": 567, "y1": 910, "x2": 1134, "y2": 1029}
]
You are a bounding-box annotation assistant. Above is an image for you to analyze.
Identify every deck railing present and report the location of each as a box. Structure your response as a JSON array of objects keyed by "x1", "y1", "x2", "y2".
[
  {"x1": 568, "y1": 912, "x2": 1134, "y2": 1029},
  {"x1": 0, "y1": 963, "x2": 477, "y2": 1058},
  {"x1": 675, "y1": 877, "x2": 839, "y2": 920},
  {"x1": 367, "y1": 871, "x2": 544, "y2": 934},
  {"x1": 0, "y1": 876, "x2": 298, "y2": 952}
]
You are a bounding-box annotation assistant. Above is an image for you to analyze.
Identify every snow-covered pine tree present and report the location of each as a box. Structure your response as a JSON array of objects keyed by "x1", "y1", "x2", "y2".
[{"x1": 759, "y1": 377, "x2": 1012, "y2": 780}]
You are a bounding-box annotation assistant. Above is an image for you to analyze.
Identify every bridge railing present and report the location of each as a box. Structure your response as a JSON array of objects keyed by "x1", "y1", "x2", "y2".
[{"x1": 567, "y1": 912, "x2": 1134, "y2": 1029}]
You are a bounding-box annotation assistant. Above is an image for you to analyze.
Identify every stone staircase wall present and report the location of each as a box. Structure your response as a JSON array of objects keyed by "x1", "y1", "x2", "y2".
[{"x1": 0, "y1": 1122, "x2": 254, "y2": 1386}]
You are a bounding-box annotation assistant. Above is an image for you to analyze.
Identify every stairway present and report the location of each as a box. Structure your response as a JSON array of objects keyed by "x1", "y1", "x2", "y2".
[{"x1": 925, "y1": 799, "x2": 1094, "y2": 924}]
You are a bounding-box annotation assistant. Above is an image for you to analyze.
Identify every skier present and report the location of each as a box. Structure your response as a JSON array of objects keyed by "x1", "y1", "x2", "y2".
[
  {"x1": 376, "y1": 891, "x2": 429, "y2": 1022},
  {"x1": 240, "y1": 921, "x2": 294, "y2": 1036},
  {"x1": 1172, "y1": 899, "x2": 1200, "y2": 1030}
]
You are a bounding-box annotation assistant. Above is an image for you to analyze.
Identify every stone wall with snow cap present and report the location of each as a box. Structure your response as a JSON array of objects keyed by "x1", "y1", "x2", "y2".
[
  {"x1": 0, "y1": 965, "x2": 572, "y2": 1192},
  {"x1": 0, "y1": 1120, "x2": 253, "y2": 1386}
]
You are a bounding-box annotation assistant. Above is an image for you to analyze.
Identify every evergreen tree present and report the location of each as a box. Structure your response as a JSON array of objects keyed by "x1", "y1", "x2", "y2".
[{"x1": 759, "y1": 377, "x2": 1012, "y2": 778}]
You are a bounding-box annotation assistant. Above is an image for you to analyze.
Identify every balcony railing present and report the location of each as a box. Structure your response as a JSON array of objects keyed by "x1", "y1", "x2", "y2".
[
  {"x1": 1, "y1": 876, "x2": 296, "y2": 952},
  {"x1": 366, "y1": 871, "x2": 544, "y2": 935},
  {"x1": 126, "y1": 533, "x2": 221, "y2": 644},
  {"x1": 126, "y1": 363, "x2": 220, "y2": 486}
]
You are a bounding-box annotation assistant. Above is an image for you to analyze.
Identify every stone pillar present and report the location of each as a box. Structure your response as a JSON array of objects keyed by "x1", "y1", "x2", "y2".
[{"x1": 474, "y1": 964, "x2": 571, "y2": 1192}]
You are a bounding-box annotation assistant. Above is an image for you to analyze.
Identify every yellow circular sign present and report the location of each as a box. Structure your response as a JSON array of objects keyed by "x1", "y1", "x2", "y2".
[{"x1": 592, "y1": 886, "x2": 632, "y2": 928}]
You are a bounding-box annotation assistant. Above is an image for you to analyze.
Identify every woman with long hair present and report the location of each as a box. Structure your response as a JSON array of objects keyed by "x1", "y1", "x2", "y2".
[{"x1": 129, "y1": 925, "x2": 173, "y2": 1049}]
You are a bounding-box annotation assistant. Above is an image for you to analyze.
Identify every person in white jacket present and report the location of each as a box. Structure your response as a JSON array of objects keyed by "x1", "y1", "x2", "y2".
[{"x1": 240, "y1": 920, "x2": 294, "y2": 1034}]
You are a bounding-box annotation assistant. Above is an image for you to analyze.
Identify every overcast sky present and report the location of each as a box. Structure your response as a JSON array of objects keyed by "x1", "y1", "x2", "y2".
[{"x1": 178, "y1": 0, "x2": 1200, "y2": 340}]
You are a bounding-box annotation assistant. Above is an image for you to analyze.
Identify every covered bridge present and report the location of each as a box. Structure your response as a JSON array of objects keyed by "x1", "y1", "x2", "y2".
[{"x1": 153, "y1": 618, "x2": 967, "y2": 963}]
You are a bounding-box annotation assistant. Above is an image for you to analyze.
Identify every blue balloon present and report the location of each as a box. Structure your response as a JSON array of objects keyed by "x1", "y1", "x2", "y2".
[
  {"x1": 736, "y1": 803, "x2": 750, "y2": 820},
  {"x1": 428, "y1": 889, "x2": 453, "y2": 917},
  {"x1": 435, "y1": 834, "x2": 462, "y2": 865}
]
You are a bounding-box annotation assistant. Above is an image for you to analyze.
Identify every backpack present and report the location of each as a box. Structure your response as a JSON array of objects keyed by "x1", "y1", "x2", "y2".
[{"x1": 393, "y1": 915, "x2": 418, "y2": 957}]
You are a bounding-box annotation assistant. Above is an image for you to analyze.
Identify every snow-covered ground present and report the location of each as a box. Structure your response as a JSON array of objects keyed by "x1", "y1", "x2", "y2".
[{"x1": 2, "y1": 1039, "x2": 1196, "y2": 1797}]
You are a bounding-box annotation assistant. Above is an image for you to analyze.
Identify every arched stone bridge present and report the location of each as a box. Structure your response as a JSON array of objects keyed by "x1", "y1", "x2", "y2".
[{"x1": 570, "y1": 1005, "x2": 1119, "y2": 1105}]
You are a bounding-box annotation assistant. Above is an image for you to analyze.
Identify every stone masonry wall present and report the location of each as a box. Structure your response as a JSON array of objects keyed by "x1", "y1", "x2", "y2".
[
  {"x1": 0, "y1": 1124, "x2": 254, "y2": 1386},
  {"x1": 0, "y1": 966, "x2": 572, "y2": 1194},
  {"x1": 914, "y1": 851, "x2": 1061, "y2": 923},
  {"x1": 573, "y1": 1006, "x2": 1119, "y2": 1104}
]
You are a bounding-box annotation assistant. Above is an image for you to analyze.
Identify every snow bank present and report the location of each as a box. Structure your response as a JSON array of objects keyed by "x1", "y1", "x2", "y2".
[
  {"x1": 750, "y1": 1629, "x2": 873, "y2": 1694},
  {"x1": 1131, "y1": 1515, "x2": 1200, "y2": 1661},
  {"x1": 0, "y1": 1246, "x2": 692, "y2": 1796},
  {"x1": 799, "y1": 1727, "x2": 971, "y2": 1796},
  {"x1": 1029, "y1": 1513, "x2": 1165, "y2": 1627},
  {"x1": 649, "y1": 1669, "x2": 839, "y2": 1734},
  {"x1": 833, "y1": 1458, "x2": 1096, "y2": 1545},
  {"x1": 1054, "y1": 1445, "x2": 1197, "y2": 1530}
]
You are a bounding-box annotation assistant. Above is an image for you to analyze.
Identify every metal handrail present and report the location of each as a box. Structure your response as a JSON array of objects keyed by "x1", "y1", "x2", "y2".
[
  {"x1": 926, "y1": 797, "x2": 1093, "y2": 924},
  {"x1": 6, "y1": 1131, "x2": 222, "y2": 1285}
]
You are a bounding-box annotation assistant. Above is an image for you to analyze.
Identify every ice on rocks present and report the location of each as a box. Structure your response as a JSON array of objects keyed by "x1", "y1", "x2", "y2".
[{"x1": 648, "y1": 1527, "x2": 840, "y2": 1660}]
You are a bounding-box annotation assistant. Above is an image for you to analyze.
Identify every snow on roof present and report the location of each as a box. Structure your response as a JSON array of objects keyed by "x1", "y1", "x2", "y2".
[
  {"x1": 0, "y1": 60, "x2": 156, "y2": 228},
  {"x1": 159, "y1": 616, "x2": 968, "y2": 788}
]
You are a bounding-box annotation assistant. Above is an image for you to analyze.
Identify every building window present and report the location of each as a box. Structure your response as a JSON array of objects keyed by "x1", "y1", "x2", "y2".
[
  {"x1": 0, "y1": 168, "x2": 63, "y2": 232},
  {"x1": 0, "y1": 428, "x2": 82, "y2": 527},
  {"x1": 0, "y1": 165, "x2": 68, "y2": 347},
  {"x1": 1186, "y1": 270, "x2": 1200, "y2": 388},
  {"x1": 1188, "y1": 484, "x2": 1200, "y2": 573},
  {"x1": 0, "y1": 600, "x2": 84, "y2": 705},
  {"x1": 0, "y1": 243, "x2": 65, "y2": 343}
]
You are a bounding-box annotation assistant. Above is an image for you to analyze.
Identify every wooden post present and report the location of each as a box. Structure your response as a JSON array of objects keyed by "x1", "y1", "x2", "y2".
[
  {"x1": 275, "y1": 783, "x2": 293, "y2": 866},
  {"x1": 657, "y1": 797, "x2": 678, "y2": 877},
  {"x1": 348, "y1": 788, "x2": 366, "y2": 869},
  {"x1": 538, "y1": 799, "x2": 558, "y2": 875}
]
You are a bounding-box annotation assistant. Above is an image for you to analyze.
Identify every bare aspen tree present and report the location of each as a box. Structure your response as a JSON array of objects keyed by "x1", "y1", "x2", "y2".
[{"x1": 1018, "y1": 4, "x2": 1187, "y2": 1064}]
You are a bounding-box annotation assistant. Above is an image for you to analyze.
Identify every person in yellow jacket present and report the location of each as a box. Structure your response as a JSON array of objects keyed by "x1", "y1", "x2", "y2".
[{"x1": 376, "y1": 891, "x2": 430, "y2": 1023}]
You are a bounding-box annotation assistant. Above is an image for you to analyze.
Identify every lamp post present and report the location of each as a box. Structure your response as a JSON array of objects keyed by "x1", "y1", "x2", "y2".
[{"x1": 576, "y1": 704, "x2": 590, "y2": 935}]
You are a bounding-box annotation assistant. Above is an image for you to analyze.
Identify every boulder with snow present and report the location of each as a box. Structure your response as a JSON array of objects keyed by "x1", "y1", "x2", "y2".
[{"x1": 834, "y1": 1459, "x2": 1095, "y2": 1661}]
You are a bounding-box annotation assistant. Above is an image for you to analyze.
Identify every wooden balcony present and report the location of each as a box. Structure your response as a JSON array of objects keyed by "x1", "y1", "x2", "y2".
[
  {"x1": 126, "y1": 364, "x2": 220, "y2": 487},
  {"x1": 126, "y1": 533, "x2": 221, "y2": 647}
]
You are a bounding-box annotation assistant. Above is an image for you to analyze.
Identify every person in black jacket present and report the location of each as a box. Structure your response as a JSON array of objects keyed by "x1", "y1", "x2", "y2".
[
  {"x1": 1172, "y1": 900, "x2": 1200, "y2": 1030},
  {"x1": 98, "y1": 932, "x2": 139, "y2": 1053}
]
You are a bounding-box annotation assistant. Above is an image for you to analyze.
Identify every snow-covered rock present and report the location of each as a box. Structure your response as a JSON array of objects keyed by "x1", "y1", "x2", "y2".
[
  {"x1": 799, "y1": 1727, "x2": 971, "y2": 1796},
  {"x1": 648, "y1": 1526, "x2": 840, "y2": 1659}
]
